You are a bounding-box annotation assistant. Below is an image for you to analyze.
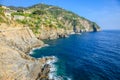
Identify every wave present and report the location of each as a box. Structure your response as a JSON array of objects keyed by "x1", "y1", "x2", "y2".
[
  {"x1": 44, "y1": 44, "x2": 50, "y2": 47},
  {"x1": 43, "y1": 56, "x2": 72, "y2": 80},
  {"x1": 70, "y1": 32, "x2": 75, "y2": 34},
  {"x1": 29, "y1": 44, "x2": 71, "y2": 80},
  {"x1": 29, "y1": 44, "x2": 49, "y2": 54}
]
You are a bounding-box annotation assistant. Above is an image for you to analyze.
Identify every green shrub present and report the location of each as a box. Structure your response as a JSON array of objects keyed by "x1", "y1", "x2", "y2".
[
  {"x1": 0, "y1": 7, "x2": 4, "y2": 16},
  {"x1": 32, "y1": 10, "x2": 46, "y2": 15},
  {"x1": 17, "y1": 9, "x2": 24, "y2": 12},
  {"x1": 16, "y1": 19, "x2": 27, "y2": 24},
  {"x1": 11, "y1": 12, "x2": 24, "y2": 16},
  {"x1": 0, "y1": 17, "x2": 4, "y2": 23}
]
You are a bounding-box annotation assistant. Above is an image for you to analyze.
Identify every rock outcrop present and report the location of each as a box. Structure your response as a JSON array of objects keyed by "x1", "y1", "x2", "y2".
[
  {"x1": 38, "y1": 27, "x2": 72, "y2": 40},
  {"x1": 0, "y1": 25, "x2": 50, "y2": 80},
  {"x1": 0, "y1": 26, "x2": 43, "y2": 52}
]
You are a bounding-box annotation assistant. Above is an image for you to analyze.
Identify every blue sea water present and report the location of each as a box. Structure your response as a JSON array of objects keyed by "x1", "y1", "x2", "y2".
[{"x1": 30, "y1": 30, "x2": 120, "y2": 80}]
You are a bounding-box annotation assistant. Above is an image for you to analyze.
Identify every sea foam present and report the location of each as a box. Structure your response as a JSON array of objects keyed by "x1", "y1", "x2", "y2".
[
  {"x1": 29, "y1": 44, "x2": 71, "y2": 80},
  {"x1": 44, "y1": 56, "x2": 72, "y2": 80},
  {"x1": 29, "y1": 44, "x2": 49, "y2": 54}
]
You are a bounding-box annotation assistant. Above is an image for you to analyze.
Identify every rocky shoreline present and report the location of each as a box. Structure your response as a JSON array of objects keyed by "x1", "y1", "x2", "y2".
[
  {"x1": 34, "y1": 56, "x2": 57, "y2": 80},
  {"x1": 0, "y1": 26, "x2": 100, "y2": 80},
  {"x1": 0, "y1": 24, "x2": 101, "y2": 80},
  {"x1": 0, "y1": 26, "x2": 52, "y2": 80},
  {"x1": 0, "y1": 26, "x2": 70, "y2": 80},
  {"x1": 0, "y1": 4, "x2": 101, "y2": 80}
]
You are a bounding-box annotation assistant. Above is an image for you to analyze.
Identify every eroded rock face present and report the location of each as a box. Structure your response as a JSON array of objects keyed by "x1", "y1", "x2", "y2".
[
  {"x1": 37, "y1": 17, "x2": 101, "y2": 40},
  {"x1": 38, "y1": 27, "x2": 73, "y2": 40},
  {"x1": 0, "y1": 27, "x2": 48, "y2": 80},
  {"x1": 0, "y1": 27, "x2": 44, "y2": 53},
  {"x1": 0, "y1": 44, "x2": 42, "y2": 80}
]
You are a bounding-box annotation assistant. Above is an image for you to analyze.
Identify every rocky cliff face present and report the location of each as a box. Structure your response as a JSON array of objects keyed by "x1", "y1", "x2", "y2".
[
  {"x1": 0, "y1": 26, "x2": 43, "y2": 53},
  {"x1": 28, "y1": 4, "x2": 101, "y2": 39},
  {"x1": 0, "y1": 25, "x2": 51, "y2": 80},
  {"x1": 3, "y1": 4, "x2": 101, "y2": 40},
  {"x1": 0, "y1": 44, "x2": 44, "y2": 80},
  {"x1": 38, "y1": 26, "x2": 73, "y2": 40}
]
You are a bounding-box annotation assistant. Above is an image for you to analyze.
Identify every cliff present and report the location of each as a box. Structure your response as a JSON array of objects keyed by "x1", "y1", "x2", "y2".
[
  {"x1": 0, "y1": 25, "x2": 43, "y2": 52},
  {"x1": 2, "y1": 4, "x2": 100, "y2": 39},
  {"x1": 0, "y1": 4, "x2": 101, "y2": 80},
  {"x1": 0, "y1": 24, "x2": 51, "y2": 80}
]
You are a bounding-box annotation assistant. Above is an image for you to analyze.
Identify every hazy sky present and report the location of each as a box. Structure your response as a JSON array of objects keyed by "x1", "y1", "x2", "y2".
[{"x1": 0, "y1": 0, "x2": 120, "y2": 30}]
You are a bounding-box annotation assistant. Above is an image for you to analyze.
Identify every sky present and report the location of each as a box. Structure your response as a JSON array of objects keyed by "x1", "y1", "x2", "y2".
[{"x1": 0, "y1": 0, "x2": 120, "y2": 30}]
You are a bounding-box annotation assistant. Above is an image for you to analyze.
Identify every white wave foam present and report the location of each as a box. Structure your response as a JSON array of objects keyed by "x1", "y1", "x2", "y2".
[
  {"x1": 44, "y1": 44, "x2": 49, "y2": 47},
  {"x1": 43, "y1": 56, "x2": 59, "y2": 80},
  {"x1": 29, "y1": 47, "x2": 41, "y2": 54},
  {"x1": 29, "y1": 44, "x2": 49, "y2": 54},
  {"x1": 70, "y1": 32, "x2": 75, "y2": 34},
  {"x1": 76, "y1": 33, "x2": 81, "y2": 35},
  {"x1": 29, "y1": 48, "x2": 72, "y2": 80},
  {"x1": 67, "y1": 77, "x2": 72, "y2": 80},
  {"x1": 50, "y1": 65, "x2": 57, "y2": 72},
  {"x1": 44, "y1": 56, "x2": 72, "y2": 80},
  {"x1": 29, "y1": 50, "x2": 35, "y2": 54}
]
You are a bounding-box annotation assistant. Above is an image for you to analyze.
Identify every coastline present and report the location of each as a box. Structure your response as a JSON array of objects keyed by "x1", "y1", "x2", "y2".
[
  {"x1": 0, "y1": 4, "x2": 101, "y2": 80},
  {"x1": 0, "y1": 26, "x2": 100, "y2": 80},
  {"x1": 28, "y1": 33, "x2": 76, "y2": 80},
  {"x1": 29, "y1": 44, "x2": 58, "y2": 80}
]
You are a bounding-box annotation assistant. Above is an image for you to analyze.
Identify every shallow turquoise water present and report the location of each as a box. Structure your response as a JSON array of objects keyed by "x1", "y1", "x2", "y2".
[{"x1": 30, "y1": 31, "x2": 120, "y2": 80}]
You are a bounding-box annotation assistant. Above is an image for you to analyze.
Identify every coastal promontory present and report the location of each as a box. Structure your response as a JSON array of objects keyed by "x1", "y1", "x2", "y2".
[{"x1": 0, "y1": 4, "x2": 100, "y2": 80}]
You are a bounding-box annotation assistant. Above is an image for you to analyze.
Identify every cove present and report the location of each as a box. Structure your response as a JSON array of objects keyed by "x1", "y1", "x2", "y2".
[{"x1": 30, "y1": 31, "x2": 120, "y2": 80}]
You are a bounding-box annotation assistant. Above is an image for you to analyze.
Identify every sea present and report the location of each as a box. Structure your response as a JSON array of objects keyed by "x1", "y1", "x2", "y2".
[{"x1": 30, "y1": 30, "x2": 120, "y2": 80}]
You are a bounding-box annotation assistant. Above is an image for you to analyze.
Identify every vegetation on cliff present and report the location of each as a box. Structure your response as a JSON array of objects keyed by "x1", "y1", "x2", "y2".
[{"x1": 0, "y1": 4, "x2": 100, "y2": 38}]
